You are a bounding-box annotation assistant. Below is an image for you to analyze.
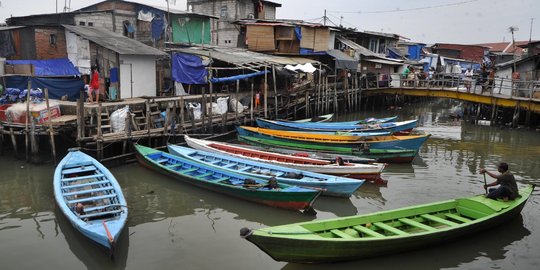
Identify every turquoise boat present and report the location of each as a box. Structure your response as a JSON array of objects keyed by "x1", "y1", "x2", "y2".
[
  {"x1": 133, "y1": 144, "x2": 321, "y2": 212},
  {"x1": 167, "y1": 144, "x2": 365, "y2": 198},
  {"x1": 54, "y1": 149, "x2": 128, "y2": 255},
  {"x1": 242, "y1": 185, "x2": 535, "y2": 263}
]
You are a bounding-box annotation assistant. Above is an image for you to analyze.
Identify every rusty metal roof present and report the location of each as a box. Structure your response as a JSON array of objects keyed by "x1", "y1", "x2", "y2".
[{"x1": 63, "y1": 25, "x2": 167, "y2": 56}]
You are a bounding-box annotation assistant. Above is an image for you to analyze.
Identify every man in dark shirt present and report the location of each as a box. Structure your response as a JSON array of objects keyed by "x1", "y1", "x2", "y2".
[{"x1": 480, "y1": 162, "x2": 519, "y2": 200}]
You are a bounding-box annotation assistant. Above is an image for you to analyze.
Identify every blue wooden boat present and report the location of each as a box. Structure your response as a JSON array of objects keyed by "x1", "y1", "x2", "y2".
[
  {"x1": 292, "y1": 114, "x2": 334, "y2": 123},
  {"x1": 292, "y1": 115, "x2": 397, "y2": 125},
  {"x1": 256, "y1": 118, "x2": 417, "y2": 133},
  {"x1": 236, "y1": 126, "x2": 430, "y2": 152},
  {"x1": 167, "y1": 144, "x2": 365, "y2": 198},
  {"x1": 134, "y1": 144, "x2": 321, "y2": 212},
  {"x1": 54, "y1": 149, "x2": 127, "y2": 253}
]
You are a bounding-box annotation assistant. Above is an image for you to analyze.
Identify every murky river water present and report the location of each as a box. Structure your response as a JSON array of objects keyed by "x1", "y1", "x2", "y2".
[{"x1": 1, "y1": 98, "x2": 539, "y2": 270}]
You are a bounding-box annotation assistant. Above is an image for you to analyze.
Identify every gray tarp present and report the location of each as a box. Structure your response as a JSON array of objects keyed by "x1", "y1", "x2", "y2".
[{"x1": 326, "y1": 49, "x2": 358, "y2": 70}]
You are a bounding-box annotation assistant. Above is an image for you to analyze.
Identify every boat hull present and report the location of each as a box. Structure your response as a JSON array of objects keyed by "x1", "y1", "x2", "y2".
[
  {"x1": 244, "y1": 186, "x2": 534, "y2": 263},
  {"x1": 53, "y1": 150, "x2": 127, "y2": 251},
  {"x1": 167, "y1": 144, "x2": 364, "y2": 198},
  {"x1": 238, "y1": 135, "x2": 417, "y2": 163},
  {"x1": 185, "y1": 136, "x2": 385, "y2": 179},
  {"x1": 256, "y1": 118, "x2": 416, "y2": 133},
  {"x1": 134, "y1": 144, "x2": 320, "y2": 211}
]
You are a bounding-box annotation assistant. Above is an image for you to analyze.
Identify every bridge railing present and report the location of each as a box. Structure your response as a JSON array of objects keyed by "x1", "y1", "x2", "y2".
[{"x1": 361, "y1": 73, "x2": 540, "y2": 100}]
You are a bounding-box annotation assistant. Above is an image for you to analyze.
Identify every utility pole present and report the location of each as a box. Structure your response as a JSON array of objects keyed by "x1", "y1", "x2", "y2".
[
  {"x1": 323, "y1": 9, "x2": 327, "y2": 26},
  {"x1": 529, "y1": 18, "x2": 535, "y2": 42}
]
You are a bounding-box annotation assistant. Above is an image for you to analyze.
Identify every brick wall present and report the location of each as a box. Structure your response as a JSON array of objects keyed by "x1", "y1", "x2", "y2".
[
  {"x1": 35, "y1": 27, "x2": 67, "y2": 59},
  {"x1": 75, "y1": 13, "x2": 114, "y2": 31}
]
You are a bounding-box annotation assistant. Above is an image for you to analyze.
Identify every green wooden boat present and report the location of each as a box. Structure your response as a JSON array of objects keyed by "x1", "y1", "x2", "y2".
[
  {"x1": 241, "y1": 185, "x2": 535, "y2": 263},
  {"x1": 238, "y1": 135, "x2": 417, "y2": 163}
]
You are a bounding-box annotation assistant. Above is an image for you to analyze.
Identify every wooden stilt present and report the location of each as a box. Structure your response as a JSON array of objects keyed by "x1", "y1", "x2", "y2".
[
  {"x1": 30, "y1": 116, "x2": 39, "y2": 163},
  {"x1": 264, "y1": 65, "x2": 268, "y2": 118},
  {"x1": 25, "y1": 81, "x2": 31, "y2": 162},
  {"x1": 250, "y1": 82, "x2": 254, "y2": 121},
  {"x1": 44, "y1": 88, "x2": 57, "y2": 164},
  {"x1": 9, "y1": 127, "x2": 18, "y2": 157},
  {"x1": 272, "y1": 64, "x2": 278, "y2": 119}
]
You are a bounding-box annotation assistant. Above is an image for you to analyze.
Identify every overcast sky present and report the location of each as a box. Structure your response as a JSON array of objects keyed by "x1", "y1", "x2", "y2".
[{"x1": 0, "y1": 0, "x2": 538, "y2": 44}]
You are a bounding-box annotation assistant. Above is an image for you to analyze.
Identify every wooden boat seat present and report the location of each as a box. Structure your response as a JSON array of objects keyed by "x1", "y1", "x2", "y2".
[
  {"x1": 156, "y1": 158, "x2": 169, "y2": 164},
  {"x1": 79, "y1": 209, "x2": 123, "y2": 219},
  {"x1": 166, "y1": 164, "x2": 182, "y2": 169},
  {"x1": 222, "y1": 163, "x2": 237, "y2": 169},
  {"x1": 398, "y1": 218, "x2": 437, "y2": 232},
  {"x1": 84, "y1": 204, "x2": 123, "y2": 213},
  {"x1": 331, "y1": 229, "x2": 356, "y2": 239},
  {"x1": 208, "y1": 160, "x2": 221, "y2": 164},
  {"x1": 445, "y1": 213, "x2": 472, "y2": 223},
  {"x1": 195, "y1": 172, "x2": 214, "y2": 179},
  {"x1": 63, "y1": 180, "x2": 110, "y2": 189},
  {"x1": 373, "y1": 222, "x2": 409, "y2": 236},
  {"x1": 420, "y1": 214, "x2": 459, "y2": 227},
  {"x1": 63, "y1": 186, "x2": 115, "y2": 196},
  {"x1": 68, "y1": 194, "x2": 117, "y2": 204},
  {"x1": 62, "y1": 161, "x2": 93, "y2": 170},
  {"x1": 62, "y1": 165, "x2": 97, "y2": 175},
  {"x1": 178, "y1": 168, "x2": 198, "y2": 174},
  {"x1": 353, "y1": 225, "x2": 384, "y2": 237},
  {"x1": 238, "y1": 166, "x2": 253, "y2": 172},
  {"x1": 62, "y1": 174, "x2": 105, "y2": 182},
  {"x1": 212, "y1": 177, "x2": 230, "y2": 182}
]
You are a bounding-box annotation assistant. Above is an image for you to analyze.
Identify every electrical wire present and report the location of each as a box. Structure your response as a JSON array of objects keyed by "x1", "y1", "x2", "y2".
[{"x1": 328, "y1": 0, "x2": 480, "y2": 14}]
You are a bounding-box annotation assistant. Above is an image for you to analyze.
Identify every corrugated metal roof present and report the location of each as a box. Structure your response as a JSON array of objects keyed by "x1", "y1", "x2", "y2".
[
  {"x1": 365, "y1": 59, "x2": 404, "y2": 66},
  {"x1": 172, "y1": 47, "x2": 318, "y2": 67},
  {"x1": 63, "y1": 25, "x2": 167, "y2": 56},
  {"x1": 0, "y1": 26, "x2": 26, "y2": 31},
  {"x1": 336, "y1": 36, "x2": 378, "y2": 57}
]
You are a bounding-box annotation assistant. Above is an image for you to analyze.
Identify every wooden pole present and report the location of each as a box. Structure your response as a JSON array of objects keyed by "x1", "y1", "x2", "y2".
[
  {"x1": 163, "y1": 103, "x2": 171, "y2": 144},
  {"x1": 264, "y1": 65, "x2": 268, "y2": 118},
  {"x1": 272, "y1": 65, "x2": 278, "y2": 119},
  {"x1": 44, "y1": 88, "x2": 57, "y2": 164},
  {"x1": 25, "y1": 80, "x2": 31, "y2": 162},
  {"x1": 180, "y1": 96, "x2": 185, "y2": 133},
  {"x1": 209, "y1": 74, "x2": 214, "y2": 135},
  {"x1": 235, "y1": 80, "x2": 239, "y2": 122},
  {"x1": 145, "y1": 100, "x2": 151, "y2": 144},
  {"x1": 76, "y1": 90, "x2": 83, "y2": 144},
  {"x1": 250, "y1": 81, "x2": 254, "y2": 121},
  {"x1": 97, "y1": 103, "x2": 103, "y2": 160},
  {"x1": 10, "y1": 127, "x2": 18, "y2": 157},
  {"x1": 30, "y1": 116, "x2": 39, "y2": 163}
]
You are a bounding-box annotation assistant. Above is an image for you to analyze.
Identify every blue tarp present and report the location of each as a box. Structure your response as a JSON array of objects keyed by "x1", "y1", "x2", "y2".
[
  {"x1": 209, "y1": 70, "x2": 269, "y2": 83},
  {"x1": 5, "y1": 76, "x2": 84, "y2": 101},
  {"x1": 172, "y1": 53, "x2": 208, "y2": 84},
  {"x1": 151, "y1": 15, "x2": 165, "y2": 40},
  {"x1": 387, "y1": 48, "x2": 402, "y2": 59},
  {"x1": 6, "y1": 58, "x2": 80, "y2": 76},
  {"x1": 294, "y1": 26, "x2": 302, "y2": 40},
  {"x1": 407, "y1": 44, "x2": 425, "y2": 61},
  {"x1": 299, "y1": 48, "x2": 327, "y2": 55}
]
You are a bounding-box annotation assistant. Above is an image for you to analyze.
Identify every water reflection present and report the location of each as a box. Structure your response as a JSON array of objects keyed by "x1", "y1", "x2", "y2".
[
  {"x1": 312, "y1": 197, "x2": 358, "y2": 217},
  {"x1": 281, "y1": 215, "x2": 530, "y2": 270},
  {"x1": 55, "y1": 208, "x2": 129, "y2": 270},
  {"x1": 114, "y1": 164, "x2": 316, "y2": 227}
]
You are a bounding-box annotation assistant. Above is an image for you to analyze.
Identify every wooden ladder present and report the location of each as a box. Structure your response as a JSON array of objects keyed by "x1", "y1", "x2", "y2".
[{"x1": 149, "y1": 103, "x2": 164, "y2": 128}]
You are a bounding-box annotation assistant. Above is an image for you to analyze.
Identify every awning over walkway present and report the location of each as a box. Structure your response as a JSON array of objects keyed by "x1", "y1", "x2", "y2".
[{"x1": 364, "y1": 58, "x2": 404, "y2": 66}]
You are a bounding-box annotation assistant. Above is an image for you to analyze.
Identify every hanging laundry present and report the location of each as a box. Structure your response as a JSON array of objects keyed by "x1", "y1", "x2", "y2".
[{"x1": 137, "y1": 10, "x2": 154, "y2": 22}]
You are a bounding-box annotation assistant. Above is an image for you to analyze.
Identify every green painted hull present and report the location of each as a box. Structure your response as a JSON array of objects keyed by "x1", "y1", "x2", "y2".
[
  {"x1": 243, "y1": 185, "x2": 535, "y2": 263},
  {"x1": 133, "y1": 144, "x2": 320, "y2": 211},
  {"x1": 238, "y1": 135, "x2": 417, "y2": 163}
]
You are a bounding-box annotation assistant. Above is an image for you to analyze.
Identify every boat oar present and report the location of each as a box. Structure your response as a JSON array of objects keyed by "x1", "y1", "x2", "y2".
[
  {"x1": 483, "y1": 173, "x2": 488, "y2": 195},
  {"x1": 102, "y1": 220, "x2": 115, "y2": 259}
]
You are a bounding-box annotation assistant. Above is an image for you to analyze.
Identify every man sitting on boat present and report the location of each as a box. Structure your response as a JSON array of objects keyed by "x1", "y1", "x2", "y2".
[{"x1": 480, "y1": 162, "x2": 519, "y2": 201}]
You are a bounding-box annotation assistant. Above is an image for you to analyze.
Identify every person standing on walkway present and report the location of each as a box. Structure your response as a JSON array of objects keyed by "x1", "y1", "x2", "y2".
[
  {"x1": 89, "y1": 66, "x2": 100, "y2": 103},
  {"x1": 480, "y1": 162, "x2": 519, "y2": 201},
  {"x1": 464, "y1": 68, "x2": 473, "y2": 92}
]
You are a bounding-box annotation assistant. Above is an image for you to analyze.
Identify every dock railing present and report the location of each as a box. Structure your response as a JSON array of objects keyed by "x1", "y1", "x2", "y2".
[{"x1": 362, "y1": 73, "x2": 540, "y2": 100}]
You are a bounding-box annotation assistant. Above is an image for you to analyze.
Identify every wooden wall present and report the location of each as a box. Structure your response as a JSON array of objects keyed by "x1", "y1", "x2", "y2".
[{"x1": 246, "y1": 25, "x2": 275, "y2": 51}]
